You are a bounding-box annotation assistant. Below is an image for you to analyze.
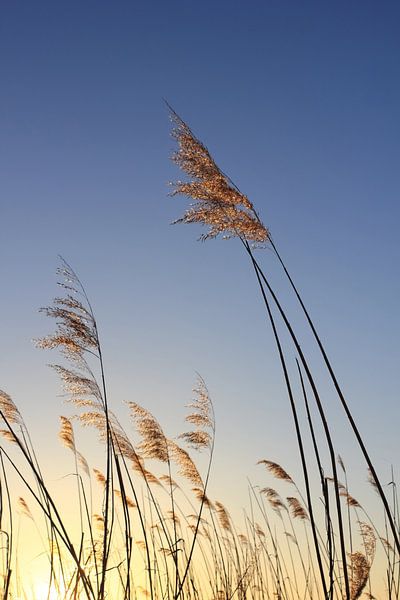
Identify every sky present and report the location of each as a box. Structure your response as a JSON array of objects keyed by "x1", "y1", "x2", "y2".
[{"x1": 1, "y1": 0, "x2": 400, "y2": 556}]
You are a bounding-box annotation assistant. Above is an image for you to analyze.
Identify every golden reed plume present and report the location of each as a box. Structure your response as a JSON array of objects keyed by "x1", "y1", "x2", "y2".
[
  {"x1": 286, "y1": 496, "x2": 309, "y2": 520},
  {"x1": 348, "y1": 552, "x2": 370, "y2": 600},
  {"x1": 257, "y1": 459, "x2": 293, "y2": 484},
  {"x1": 168, "y1": 105, "x2": 269, "y2": 244},
  {"x1": 0, "y1": 390, "x2": 23, "y2": 425},
  {"x1": 179, "y1": 375, "x2": 214, "y2": 451},
  {"x1": 214, "y1": 500, "x2": 232, "y2": 532}
]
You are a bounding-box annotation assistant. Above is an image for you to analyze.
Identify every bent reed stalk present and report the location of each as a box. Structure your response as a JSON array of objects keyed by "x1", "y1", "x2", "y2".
[{"x1": 168, "y1": 105, "x2": 400, "y2": 598}]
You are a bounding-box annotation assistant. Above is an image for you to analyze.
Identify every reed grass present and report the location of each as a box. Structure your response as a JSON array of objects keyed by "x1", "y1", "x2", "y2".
[
  {"x1": 0, "y1": 108, "x2": 398, "y2": 598},
  {"x1": 0, "y1": 260, "x2": 396, "y2": 600}
]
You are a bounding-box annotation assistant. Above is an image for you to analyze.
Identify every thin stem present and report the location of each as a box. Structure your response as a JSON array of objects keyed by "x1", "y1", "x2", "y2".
[
  {"x1": 243, "y1": 240, "x2": 350, "y2": 599},
  {"x1": 270, "y1": 239, "x2": 400, "y2": 555},
  {"x1": 245, "y1": 242, "x2": 328, "y2": 597}
]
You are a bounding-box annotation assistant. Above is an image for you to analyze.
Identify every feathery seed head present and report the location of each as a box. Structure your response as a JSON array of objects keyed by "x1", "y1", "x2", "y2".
[
  {"x1": 59, "y1": 417, "x2": 90, "y2": 475},
  {"x1": 257, "y1": 460, "x2": 293, "y2": 484},
  {"x1": 260, "y1": 487, "x2": 285, "y2": 511},
  {"x1": 255, "y1": 523, "x2": 265, "y2": 538},
  {"x1": 77, "y1": 452, "x2": 90, "y2": 476},
  {"x1": 348, "y1": 552, "x2": 370, "y2": 600},
  {"x1": 192, "y1": 487, "x2": 214, "y2": 509},
  {"x1": 93, "y1": 469, "x2": 106, "y2": 486},
  {"x1": 0, "y1": 429, "x2": 18, "y2": 443},
  {"x1": 179, "y1": 376, "x2": 214, "y2": 451},
  {"x1": 338, "y1": 454, "x2": 346, "y2": 473},
  {"x1": 114, "y1": 489, "x2": 137, "y2": 509},
  {"x1": 141, "y1": 469, "x2": 161, "y2": 485},
  {"x1": 168, "y1": 106, "x2": 269, "y2": 244},
  {"x1": 215, "y1": 501, "x2": 232, "y2": 532},
  {"x1": 358, "y1": 522, "x2": 376, "y2": 563},
  {"x1": 286, "y1": 497, "x2": 308, "y2": 520},
  {"x1": 52, "y1": 365, "x2": 102, "y2": 407},
  {"x1": 367, "y1": 468, "x2": 378, "y2": 493},
  {"x1": 129, "y1": 402, "x2": 169, "y2": 463},
  {"x1": 260, "y1": 487, "x2": 279, "y2": 500},
  {"x1": 340, "y1": 489, "x2": 361, "y2": 508},
  {"x1": 168, "y1": 440, "x2": 203, "y2": 487},
  {"x1": 37, "y1": 259, "x2": 99, "y2": 368},
  {"x1": 59, "y1": 416, "x2": 75, "y2": 451},
  {"x1": 0, "y1": 390, "x2": 23, "y2": 425}
]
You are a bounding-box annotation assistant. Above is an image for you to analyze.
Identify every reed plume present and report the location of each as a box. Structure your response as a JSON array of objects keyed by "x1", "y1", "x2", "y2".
[
  {"x1": 179, "y1": 376, "x2": 214, "y2": 452},
  {"x1": 358, "y1": 522, "x2": 376, "y2": 564},
  {"x1": 17, "y1": 497, "x2": 33, "y2": 520},
  {"x1": 261, "y1": 487, "x2": 286, "y2": 512},
  {"x1": 168, "y1": 440, "x2": 203, "y2": 488},
  {"x1": 341, "y1": 491, "x2": 361, "y2": 509},
  {"x1": 286, "y1": 497, "x2": 308, "y2": 520},
  {"x1": 37, "y1": 294, "x2": 98, "y2": 360},
  {"x1": 348, "y1": 552, "x2": 370, "y2": 600},
  {"x1": 192, "y1": 487, "x2": 214, "y2": 509},
  {"x1": 168, "y1": 105, "x2": 268, "y2": 244},
  {"x1": 93, "y1": 469, "x2": 106, "y2": 486},
  {"x1": 128, "y1": 402, "x2": 169, "y2": 463},
  {"x1": 257, "y1": 460, "x2": 293, "y2": 484},
  {"x1": 0, "y1": 390, "x2": 23, "y2": 425},
  {"x1": 0, "y1": 429, "x2": 17, "y2": 443},
  {"x1": 215, "y1": 501, "x2": 232, "y2": 532},
  {"x1": 59, "y1": 415, "x2": 89, "y2": 475}
]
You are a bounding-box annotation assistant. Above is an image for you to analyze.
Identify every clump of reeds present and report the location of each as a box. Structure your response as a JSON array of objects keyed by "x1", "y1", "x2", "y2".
[
  {"x1": 0, "y1": 106, "x2": 398, "y2": 599},
  {"x1": 0, "y1": 258, "x2": 398, "y2": 598}
]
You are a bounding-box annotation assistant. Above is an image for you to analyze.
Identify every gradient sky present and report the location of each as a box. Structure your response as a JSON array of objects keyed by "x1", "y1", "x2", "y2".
[{"x1": 1, "y1": 1, "x2": 400, "y2": 528}]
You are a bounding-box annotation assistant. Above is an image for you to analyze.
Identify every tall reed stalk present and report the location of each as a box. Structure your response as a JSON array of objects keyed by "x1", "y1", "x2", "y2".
[{"x1": 167, "y1": 105, "x2": 399, "y2": 598}]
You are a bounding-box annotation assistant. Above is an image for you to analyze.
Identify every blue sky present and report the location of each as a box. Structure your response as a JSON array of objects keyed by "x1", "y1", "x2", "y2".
[{"x1": 1, "y1": 1, "x2": 399, "y2": 513}]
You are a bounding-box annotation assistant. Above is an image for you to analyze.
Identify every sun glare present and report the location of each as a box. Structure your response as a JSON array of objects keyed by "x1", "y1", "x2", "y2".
[{"x1": 31, "y1": 581, "x2": 61, "y2": 600}]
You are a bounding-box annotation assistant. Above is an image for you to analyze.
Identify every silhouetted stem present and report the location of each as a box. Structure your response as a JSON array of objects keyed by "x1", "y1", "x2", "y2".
[
  {"x1": 244, "y1": 240, "x2": 350, "y2": 599},
  {"x1": 175, "y1": 420, "x2": 215, "y2": 599},
  {"x1": 297, "y1": 360, "x2": 335, "y2": 599},
  {"x1": 270, "y1": 238, "x2": 400, "y2": 555},
  {"x1": 244, "y1": 241, "x2": 328, "y2": 597}
]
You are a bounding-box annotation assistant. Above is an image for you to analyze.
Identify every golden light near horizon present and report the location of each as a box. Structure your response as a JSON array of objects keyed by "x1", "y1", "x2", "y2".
[
  {"x1": 33, "y1": 582, "x2": 60, "y2": 600},
  {"x1": 15, "y1": 581, "x2": 63, "y2": 600}
]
